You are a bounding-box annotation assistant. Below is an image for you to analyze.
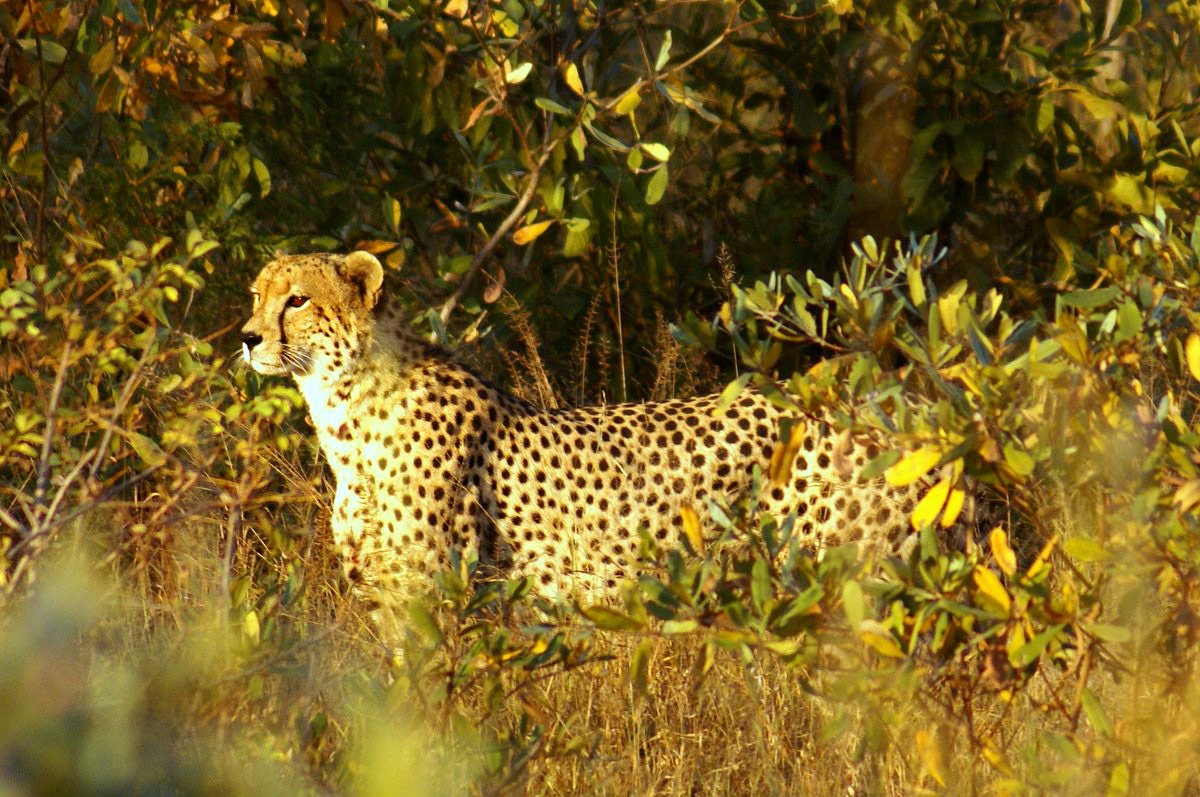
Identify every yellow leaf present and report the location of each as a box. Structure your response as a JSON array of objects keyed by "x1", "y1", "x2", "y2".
[
  {"x1": 941, "y1": 487, "x2": 966, "y2": 528},
  {"x1": 989, "y1": 526, "x2": 1017, "y2": 576},
  {"x1": 981, "y1": 741, "x2": 1014, "y2": 776},
  {"x1": 356, "y1": 239, "x2": 400, "y2": 254},
  {"x1": 563, "y1": 62, "x2": 584, "y2": 96},
  {"x1": 243, "y1": 610, "x2": 260, "y2": 644},
  {"x1": 859, "y1": 621, "x2": 905, "y2": 658},
  {"x1": 768, "y1": 422, "x2": 806, "y2": 486},
  {"x1": 680, "y1": 505, "x2": 704, "y2": 553},
  {"x1": 1174, "y1": 479, "x2": 1200, "y2": 514},
  {"x1": 1187, "y1": 333, "x2": 1200, "y2": 381},
  {"x1": 1025, "y1": 533, "x2": 1058, "y2": 579},
  {"x1": 444, "y1": 0, "x2": 468, "y2": 18},
  {"x1": 916, "y1": 729, "x2": 946, "y2": 786},
  {"x1": 973, "y1": 566, "x2": 1011, "y2": 615},
  {"x1": 885, "y1": 445, "x2": 942, "y2": 488},
  {"x1": 513, "y1": 220, "x2": 554, "y2": 245},
  {"x1": 615, "y1": 87, "x2": 641, "y2": 115},
  {"x1": 911, "y1": 476, "x2": 952, "y2": 530}
]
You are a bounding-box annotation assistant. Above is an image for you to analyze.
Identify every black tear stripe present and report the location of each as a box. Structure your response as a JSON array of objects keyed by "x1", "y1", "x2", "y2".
[{"x1": 278, "y1": 305, "x2": 288, "y2": 348}]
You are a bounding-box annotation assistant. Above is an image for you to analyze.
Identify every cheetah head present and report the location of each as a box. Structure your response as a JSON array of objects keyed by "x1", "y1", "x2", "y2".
[{"x1": 240, "y1": 251, "x2": 384, "y2": 380}]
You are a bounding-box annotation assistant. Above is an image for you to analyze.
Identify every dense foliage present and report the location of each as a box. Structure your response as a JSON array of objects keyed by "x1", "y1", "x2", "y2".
[{"x1": 4, "y1": 0, "x2": 1200, "y2": 793}]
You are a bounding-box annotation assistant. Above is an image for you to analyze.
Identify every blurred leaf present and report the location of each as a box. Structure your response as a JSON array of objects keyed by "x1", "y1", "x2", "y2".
[
  {"x1": 629, "y1": 638, "x2": 652, "y2": 697},
  {"x1": 581, "y1": 605, "x2": 645, "y2": 631},
  {"x1": 1010, "y1": 626, "x2": 1060, "y2": 668},
  {"x1": 1186, "y1": 333, "x2": 1200, "y2": 381},
  {"x1": 408, "y1": 601, "x2": 444, "y2": 645},
  {"x1": 1085, "y1": 623, "x2": 1132, "y2": 644},
  {"x1": 1001, "y1": 442, "x2": 1035, "y2": 477},
  {"x1": 1063, "y1": 537, "x2": 1109, "y2": 562},
  {"x1": 911, "y1": 476, "x2": 952, "y2": 530},
  {"x1": 679, "y1": 505, "x2": 704, "y2": 553},
  {"x1": 859, "y1": 621, "x2": 905, "y2": 658},
  {"x1": 19, "y1": 39, "x2": 68, "y2": 64},
  {"x1": 973, "y1": 566, "x2": 1011, "y2": 615},
  {"x1": 842, "y1": 580, "x2": 864, "y2": 628},
  {"x1": 885, "y1": 446, "x2": 941, "y2": 488},
  {"x1": 1081, "y1": 688, "x2": 1114, "y2": 738},
  {"x1": 915, "y1": 729, "x2": 946, "y2": 786},
  {"x1": 941, "y1": 487, "x2": 966, "y2": 528},
  {"x1": 989, "y1": 527, "x2": 1017, "y2": 576},
  {"x1": 661, "y1": 619, "x2": 698, "y2": 635},
  {"x1": 1060, "y1": 286, "x2": 1120, "y2": 308}
]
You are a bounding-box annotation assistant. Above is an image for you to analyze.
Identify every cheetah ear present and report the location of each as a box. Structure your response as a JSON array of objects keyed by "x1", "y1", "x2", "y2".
[{"x1": 340, "y1": 251, "x2": 384, "y2": 310}]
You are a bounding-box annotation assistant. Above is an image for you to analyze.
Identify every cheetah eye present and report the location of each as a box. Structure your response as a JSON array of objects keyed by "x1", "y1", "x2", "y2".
[{"x1": 286, "y1": 295, "x2": 309, "y2": 309}]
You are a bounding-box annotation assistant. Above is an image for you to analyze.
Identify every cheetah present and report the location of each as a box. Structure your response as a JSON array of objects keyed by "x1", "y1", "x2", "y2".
[{"x1": 240, "y1": 251, "x2": 922, "y2": 634}]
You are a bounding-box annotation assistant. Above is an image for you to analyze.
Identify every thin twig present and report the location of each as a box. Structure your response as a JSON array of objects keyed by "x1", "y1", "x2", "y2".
[
  {"x1": 34, "y1": 341, "x2": 72, "y2": 520},
  {"x1": 439, "y1": 131, "x2": 556, "y2": 324},
  {"x1": 8, "y1": 465, "x2": 163, "y2": 558},
  {"x1": 0, "y1": 505, "x2": 24, "y2": 535},
  {"x1": 87, "y1": 342, "x2": 155, "y2": 487},
  {"x1": 608, "y1": 196, "x2": 627, "y2": 402}
]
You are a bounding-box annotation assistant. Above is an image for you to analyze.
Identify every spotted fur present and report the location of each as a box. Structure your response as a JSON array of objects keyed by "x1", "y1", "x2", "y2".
[{"x1": 241, "y1": 252, "x2": 921, "y2": 634}]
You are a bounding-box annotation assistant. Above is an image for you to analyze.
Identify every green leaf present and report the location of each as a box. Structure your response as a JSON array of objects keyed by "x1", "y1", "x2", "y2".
[
  {"x1": 252, "y1": 157, "x2": 271, "y2": 196},
  {"x1": 860, "y1": 450, "x2": 900, "y2": 480},
  {"x1": 128, "y1": 141, "x2": 149, "y2": 170},
  {"x1": 407, "y1": 601, "x2": 443, "y2": 645},
  {"x1": 645, "y1": 166, "x2": 669, "y2": 205},
  {"x1": 655, "y1": 30, "x2": 672, "y2": 71},
  {"x1": 751, "y1": 558, "x2": 772, "y2": 612},
  {"x1": 640, "y1": 142, "x2": 670, "y2": 162},
  {"x1": 842, "y1": 580, "x2": 864, "y2": 628},
  {"x1": 504, "y1": 62, "x2": 532, "y2": 84},
  {"x1": 1001, "y1": 442, "x2": 1035, "y2": 477},
  {"x1": 570, "y1": 125, "x2": 587, "y2": 160},
  {"x1": 129, "y1": 432, "x2": 166, "y2": 467},
  {"x1": 1063, "y1": 536, "x2": 1109, "y2": 562},
  {"x1": 1033, "y1": 98, "x2": 1055, "y2": 134},
  {"x1": 19, "y1": 39, "x2": 68, "y2": 64},
  {"x1": 89, "y1": 41, "x2": 115, "y2": 75},
  {"x1": 535, "y1": 97, "x2": 571, "y2": 115},
  {"x1": 716, "y1": 373, "x2": 751, "y2": 411},
  {"x1": 661, "y1": 619, "x2": 698, "y2": 635},
  {"x1": 952, "y1": 131, "x2": 985, "y2": 181},
  {"x1": 1084, "y1": 623, "x2": 1131, "y2": 643},
  {"x1": 1060, "y1": 286, "x2": 1120, "y2": 308},
  {"x1": 1010, "y1": 625, "x2": 1061, "y2": 668},
  {"x1": 1081, "y1": 688, "x2": 1114, "y2": 738},
  {"x1": 581, "y1": 605, "x2": 645, "y2": 631},
  {"x1": 629, "y1": 638, "x2": 652, "y2": 696},
  {"x1": 584, "y1": 123, "x2": 630, "y2": 151}
]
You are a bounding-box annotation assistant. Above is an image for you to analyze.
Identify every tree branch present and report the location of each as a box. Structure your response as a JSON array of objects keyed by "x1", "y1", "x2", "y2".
[{"x1": 438, "y1": 132, "x2": 556, "y2": 324}]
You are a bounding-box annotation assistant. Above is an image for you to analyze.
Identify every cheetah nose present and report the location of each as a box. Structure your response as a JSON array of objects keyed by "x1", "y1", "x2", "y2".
[{"x1": 241, "y1": 331, "x2": 263, "y2": 350}]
